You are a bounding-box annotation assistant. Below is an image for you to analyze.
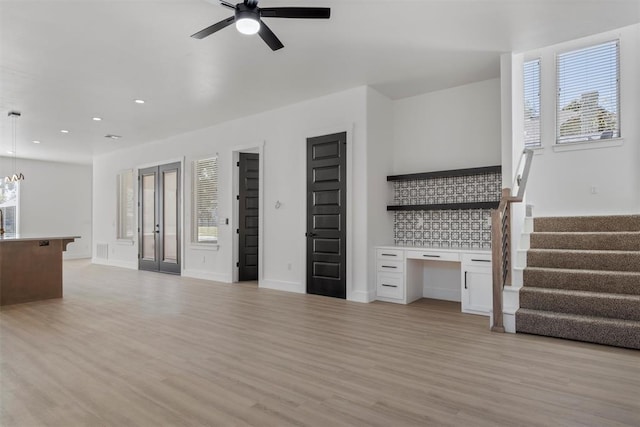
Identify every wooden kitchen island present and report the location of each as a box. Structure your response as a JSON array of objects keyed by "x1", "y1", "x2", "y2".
[{"x1": 0, "y1": 236, "x2": 78, "y2": 306}]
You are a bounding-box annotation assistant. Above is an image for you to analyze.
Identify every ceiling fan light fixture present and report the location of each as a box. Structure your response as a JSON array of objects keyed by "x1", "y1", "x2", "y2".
[{"x1": 236, "y1": 17, "x2": 260, "y2": 35}]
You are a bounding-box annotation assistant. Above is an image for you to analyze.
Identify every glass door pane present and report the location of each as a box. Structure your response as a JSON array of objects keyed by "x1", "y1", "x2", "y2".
[
  {"x1": 162, "y1": 170, "x2": 178, "y2": 263},
  {"x1": 141, "y1": 173, "x2": 156, "y2": 260}
]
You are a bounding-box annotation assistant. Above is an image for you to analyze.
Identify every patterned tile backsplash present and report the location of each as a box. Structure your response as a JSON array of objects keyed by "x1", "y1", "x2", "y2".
[
  {"x1": 392, "y1": 172, "x2": 501, "y2": 205},
  {"x1": 392, "y1": 172, "x2": 501, "y2": 249}
]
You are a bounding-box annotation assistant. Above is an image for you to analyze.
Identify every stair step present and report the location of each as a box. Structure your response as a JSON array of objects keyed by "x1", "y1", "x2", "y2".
[
  {"x1": 523, "y1": 267, "x2": 640, "y2": 295},
  {"x1": 516, "y1": 309, "x2": 640, "y2": 350},
  {"x1": 527, "y1": 249, "x2": 640, "y2": 272},
  {"x1": 534, "y1": 215, "x2": 640, "y2": 232},
  {"x1": 529, "y1": 231, "x2": 640, "y2": 251},
  {"x1": 519, "y1": 287, "x2": 640, "y2": 321}
]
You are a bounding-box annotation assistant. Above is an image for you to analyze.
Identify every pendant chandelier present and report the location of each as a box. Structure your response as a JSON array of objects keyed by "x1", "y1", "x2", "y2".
[{"x1": 4, "y1": 111, "x2": 25, "y2": 183}]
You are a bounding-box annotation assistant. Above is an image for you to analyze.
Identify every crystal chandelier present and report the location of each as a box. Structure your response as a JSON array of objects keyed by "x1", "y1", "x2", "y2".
[{"x1": 4, "y1": 111, "x2": 25, "y2": 183}]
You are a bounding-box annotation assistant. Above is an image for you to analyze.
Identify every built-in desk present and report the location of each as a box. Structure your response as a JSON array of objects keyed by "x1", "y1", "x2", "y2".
[
  {"x1": 375, "y1": 246, "x2": 492, "y2": 316},
  {"x1": 0, "y1": 235, "x2": 78, "y2": 306}
]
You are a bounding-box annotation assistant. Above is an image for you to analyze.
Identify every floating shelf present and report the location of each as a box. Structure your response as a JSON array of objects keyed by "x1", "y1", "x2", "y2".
[
  {"x1": 387, "y1": 165, "x2": 501, "y2": 182},
  {"x1": 387, "y1": 201, "x2": 500, "y2": 211}
]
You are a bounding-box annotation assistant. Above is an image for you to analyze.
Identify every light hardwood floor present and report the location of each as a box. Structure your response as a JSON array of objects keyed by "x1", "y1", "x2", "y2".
[{"x1": 1, "y1": 260, "x2": 639, "y2": 426}]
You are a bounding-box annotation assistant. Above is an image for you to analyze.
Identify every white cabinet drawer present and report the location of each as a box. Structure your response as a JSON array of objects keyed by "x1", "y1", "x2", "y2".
[
  {"x1": 377, "y1": 259, "x2": 404, "y2": 273},
  {"x1": 376, "y1": 273, "x2": 404, "y2": 299},
  {"x1": 462, "y1": 253, "x2": 492, "y2": 266},
  {"x1": 376, "y1": 248, "x2": 405, "y2": 261},
  {"x1": 406, "y1": 250, "x2": 460, "y2": 262}
]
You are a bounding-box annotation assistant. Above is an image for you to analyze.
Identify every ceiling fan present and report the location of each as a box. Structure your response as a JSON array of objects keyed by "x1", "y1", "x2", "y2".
[{"x1": 191, "y1": 0, "x2": 331, "y2": 51}]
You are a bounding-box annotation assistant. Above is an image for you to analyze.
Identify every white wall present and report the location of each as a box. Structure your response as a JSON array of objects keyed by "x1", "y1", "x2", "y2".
[
  {"x1": 522, "y1": 24, "x2": 640, "y2": 216},
  {"x1": 93, "y1": 86, "x2": 383, "y2": 302},
  {"x1": 365, "y1": 87, "x2": 395, "y2": 301},
  {"x1": 392, "y1": 79, "x2": 502, "y2": 174},
  {"x1": 1, "y1": 157, "x2": 92, "y2": 259}
]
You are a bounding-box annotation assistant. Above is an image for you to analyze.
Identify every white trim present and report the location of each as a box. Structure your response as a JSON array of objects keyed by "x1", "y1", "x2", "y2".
[
  {"x1": 91, "y1": 257, "x2": 137, "y2": 270},
  {"x1": 260, "y1": 279, "x2": 304, "y2": 294},
  {"x1": 134, "y1": 157, "x2": 185, "y2": 274},
  {"x1": 63, "y1": 254, "x2": 91, "y2": 260},
  {"x1": 231, "y1": 141, "x2": 265, "y2": 285},
  {"x1": 552, "y1": 137, "x2": 624, "y2": 153},
  {"x1": 350, "y1": 289, "x2": 374, "y2": 303},
  {"x1": 189, "y1": 243, "x2": 220, "y2": 251},
  {"x1": 182, "y1": 269, "x2": 232, "y2": 283}
]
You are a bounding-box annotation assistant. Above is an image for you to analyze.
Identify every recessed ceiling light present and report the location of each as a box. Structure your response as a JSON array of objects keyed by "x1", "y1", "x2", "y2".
[
  {"x1": 92, "y1": 117, "x2": 102, "y2": 121},
  {"x1": 32, "y1": 140, "x2": 41, "y2": 144},
  {"x1": 105, "y1": 134, "x2": 122, "y2": 140},
  {"x1": 60, "y1": 129, "x2": 70, "y2": 133},
  {"x1": 134, "y1": 99, "x2": 145, "y2": 104}
]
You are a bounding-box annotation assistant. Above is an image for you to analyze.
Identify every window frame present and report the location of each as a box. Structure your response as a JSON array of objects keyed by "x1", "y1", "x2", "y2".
[
  {"x1": 116, "y1": 169, "x2": 135, "y2": 241},
  {"x1": 523, "y1": 57, "x2": 542, "y2": 148},
  {"x1": 555, "y1": 39, "x2": 621, "y2": 145},
  {"x1": 192, "y1": 156, "x2": 219, "y2": 245},
  {"x1": 0, "y1": 180, "x2": 20, "y2": 235}
]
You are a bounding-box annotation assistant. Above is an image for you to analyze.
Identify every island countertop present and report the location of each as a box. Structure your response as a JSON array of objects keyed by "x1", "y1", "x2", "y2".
[{"x1": 0, "y1": 235, "x2": 80, "y2": 242}]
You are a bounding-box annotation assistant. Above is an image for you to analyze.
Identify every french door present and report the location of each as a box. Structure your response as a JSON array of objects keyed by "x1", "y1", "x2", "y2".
[{"x1": 138, "y1": 162, "x2": 181, "y2": 274}]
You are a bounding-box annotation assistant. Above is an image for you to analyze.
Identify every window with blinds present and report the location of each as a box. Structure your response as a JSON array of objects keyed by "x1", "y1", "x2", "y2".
[
  {"x1": 193, "y1": 157, "x2": 218, "y2": 243},
  {"x1": 524, "y1": 58, "x2": 541, "y2": 148},
  {"x1": 116, "y1": 169, "x2": 134, "y2": 239},
  {"x1": 556, "y1": 40, "x2": 620, "y2": 143}
]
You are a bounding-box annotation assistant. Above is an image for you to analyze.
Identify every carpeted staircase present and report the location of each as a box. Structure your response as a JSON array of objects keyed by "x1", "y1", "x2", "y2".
[{"x1": 516, "y1": 215, "x2": 640, "y2": 349}]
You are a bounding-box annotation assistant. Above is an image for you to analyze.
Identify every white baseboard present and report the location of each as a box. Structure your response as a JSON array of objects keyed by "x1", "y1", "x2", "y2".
[
  {"x1": 260, "y1": 279, "x2": 304, "y2": 294},
  {"x1": 182, "y1": 269, "x2": 232, "y2": 283},
  {"x1": 64, "y1": 254, "x2": 91, "y2": 260},
  {"x1": 91, "y1": 258, "x2": 137, "y2": 270},
  {"x1": 423, "y1": 288, "x2": 460, "y2": 302},
  {"x1": 503, "y1": 309, "x2": 517, "y2": 333},
  {"x1": 349, "y1": 289, "x2": 374, "y2": 303}
]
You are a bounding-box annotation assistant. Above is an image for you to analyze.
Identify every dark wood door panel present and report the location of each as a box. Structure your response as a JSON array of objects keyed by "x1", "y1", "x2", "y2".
[
  {"x1": 307, "y1": 132, "x2": 347, "y2": 299},
  {"x1": 239, "y1": 153, "x2": 259, "y2": 281}
]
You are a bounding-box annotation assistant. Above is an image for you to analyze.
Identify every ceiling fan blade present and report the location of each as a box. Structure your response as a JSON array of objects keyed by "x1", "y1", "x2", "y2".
[
  {"x1": 219, "y1": 1, "x2": 236, "y2": 10},
  {"x1": 260, "y1": 7, "x2": 330, "y2": 19},
  {"x1": 191, "y1": 16, "x2": 235, "y2": 39},
  {"x1": 258, "y1": 21, "x2": 284, "y2": 51}
]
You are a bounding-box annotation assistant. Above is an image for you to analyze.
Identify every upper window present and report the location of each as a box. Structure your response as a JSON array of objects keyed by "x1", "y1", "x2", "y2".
[
  {"x1": 117, "y1": 169, "x2": 134, "y2": 240},
  {"x1": 524, "y1": 58, "x2": 541, "y2": 148},
  {"x1": 193, "y1": 157, "x2": 219, "y2": 243},
  {"x1": 0, "y1": 180, "x2": 20, "y2": 235},
  {"x1": 556, "y1": 40, "x2": 620, "y2": 143}
]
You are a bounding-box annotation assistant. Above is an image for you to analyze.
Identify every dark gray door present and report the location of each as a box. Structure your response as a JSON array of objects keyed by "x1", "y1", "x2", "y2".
[
  {"x1": 306, "y1": 132, "x2": 347, "y2": 298},
  {"x1": 238, "y1": 153, "x2": 259, "y2": 281},
  {"x1": 138, "y1": 162, "x2": 181, "y2": 274}
]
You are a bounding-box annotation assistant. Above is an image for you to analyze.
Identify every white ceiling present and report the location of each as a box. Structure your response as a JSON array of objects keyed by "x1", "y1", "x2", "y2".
[{"x1": 1, "y1": 0, "x2": 639, "y2": 165}]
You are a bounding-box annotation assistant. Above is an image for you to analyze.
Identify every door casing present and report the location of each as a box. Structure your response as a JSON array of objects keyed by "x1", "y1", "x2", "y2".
[
  {"x1": 232, "y1": 144, "x2": 264, "y2": 284},
  {"x1": 137, "y1": 160, "x2": 182, "y2": 275}
]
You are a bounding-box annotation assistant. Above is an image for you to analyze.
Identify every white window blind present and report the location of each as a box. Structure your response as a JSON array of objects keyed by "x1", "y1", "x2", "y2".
[
  {"x1": 0, "y1": 180, "x2": 20, "y2": 235},
  {"x1": 524, "y1": 58, "x2": 541, "y2": 148},
  {"x1": 193, "y1": 157, "x2": 218, "y2": 243},
  {"x1": 556, "y1": 40, "x2": 620, "y2": 143},
  {"x1": 116, "y1": 169, "x2": 134, "y2": 239}
]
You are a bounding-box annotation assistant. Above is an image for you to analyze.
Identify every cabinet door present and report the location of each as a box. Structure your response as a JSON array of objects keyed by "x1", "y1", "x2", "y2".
[{"x1": 462, "y1": 266, "x2": 492, "y2": 315}]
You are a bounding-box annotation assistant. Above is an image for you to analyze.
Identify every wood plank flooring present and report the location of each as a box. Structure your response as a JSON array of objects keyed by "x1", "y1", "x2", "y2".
[{"x1": 1, "y1": 260, "x2": 639, "y2": 426}]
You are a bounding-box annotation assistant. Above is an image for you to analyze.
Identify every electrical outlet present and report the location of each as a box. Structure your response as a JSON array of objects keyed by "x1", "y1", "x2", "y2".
[{"x1": 590, "y1": 186, "x2": 598, "y2": 194}]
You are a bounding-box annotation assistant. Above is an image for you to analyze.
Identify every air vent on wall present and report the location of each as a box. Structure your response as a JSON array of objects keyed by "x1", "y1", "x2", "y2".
[{"x1": 96, "y1": 243, "x2": 109, "y2": 259}]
